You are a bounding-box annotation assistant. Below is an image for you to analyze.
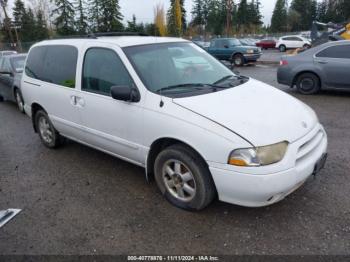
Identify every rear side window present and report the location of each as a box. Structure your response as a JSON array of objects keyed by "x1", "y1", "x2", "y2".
[
  {"x1": 316, "y1": 45, "x2": 350, "y2": 59},
  {"x1": 82, "y1": 48, "x2": 133, "y2": 96},
  {"x1": 25, "y1": 45, "x2": 78, "y2": 88}
]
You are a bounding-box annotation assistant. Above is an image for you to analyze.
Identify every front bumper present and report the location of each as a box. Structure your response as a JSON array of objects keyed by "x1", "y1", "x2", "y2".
[
  {"x1": 243, "y1": 53, "x2": 262, "y2": 62},
  {"x1": 209, "y1": 125, "x2": 328, "y2": 207}
]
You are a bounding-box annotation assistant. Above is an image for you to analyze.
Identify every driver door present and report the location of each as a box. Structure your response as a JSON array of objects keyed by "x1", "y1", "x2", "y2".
[{"x1": 76, "y1": 43, "x2": 145, "y2": 164}]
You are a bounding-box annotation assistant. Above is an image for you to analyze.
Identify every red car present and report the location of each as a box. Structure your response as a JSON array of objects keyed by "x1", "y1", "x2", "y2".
[{"x1": 256, "y1": 39, "x2": 276, "y2": 49}]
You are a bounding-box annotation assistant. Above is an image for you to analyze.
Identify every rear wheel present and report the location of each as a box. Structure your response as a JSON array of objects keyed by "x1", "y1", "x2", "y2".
[
  {"x1": 279, "y1": 45, "x2": 286, "y2": 52},
  {"x1": 35, "y1": 110, "x2": 64, "y2": 148},
  {"x1": 14, "y1": 88, "x2": 25, "y2": 113},
  {"x1": 154, "y1": 144, "x2": 216, "y2": 210},
  {"x1": 303, "y1": 44, "x2": 311, "y2": 49},
  {"x1": 296, "y1": 73, "x2": 320, "y2": 95},
  {"x1": 232, "y1": 54, "x2": 244, "y2": 67}
]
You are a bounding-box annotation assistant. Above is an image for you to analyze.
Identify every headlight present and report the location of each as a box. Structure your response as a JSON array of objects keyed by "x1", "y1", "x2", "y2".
[
  {"x1": 228, "y1": 141, "x2": 289, "y2": 167},
  {"x1": 246, "y1": 49, "x2": 254, "y2": 54}
]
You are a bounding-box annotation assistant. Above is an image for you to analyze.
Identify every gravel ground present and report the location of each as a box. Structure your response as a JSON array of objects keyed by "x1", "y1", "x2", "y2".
[{"x1": 0, "y1": 65, "x2": 349, "y2": 255}]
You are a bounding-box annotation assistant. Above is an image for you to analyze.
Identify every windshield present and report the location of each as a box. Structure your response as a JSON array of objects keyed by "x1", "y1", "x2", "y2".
[
  {"x1": 11, "y1": 56, "x2": 26, "y2": 72},
  {"x1": 124, "y1": 42, "x2": 240, "y2": 96}
]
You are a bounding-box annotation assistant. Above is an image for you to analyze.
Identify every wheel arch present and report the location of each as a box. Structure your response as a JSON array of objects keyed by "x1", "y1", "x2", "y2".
[
  {"x1": 31, "y1": 103, "x2": 46, "y2": 133},
  {"x1": 146, "y1": 137, "x2": 209, "y2": 181}
]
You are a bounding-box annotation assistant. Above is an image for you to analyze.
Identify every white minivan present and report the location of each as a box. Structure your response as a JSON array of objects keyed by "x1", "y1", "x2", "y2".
[{"x1": 21, "y1": 36, "x2": 328, "y2": 210}]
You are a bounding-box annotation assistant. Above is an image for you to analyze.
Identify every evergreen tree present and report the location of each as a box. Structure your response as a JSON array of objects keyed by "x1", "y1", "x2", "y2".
[
  {"x1": 21, "y1": 8, "x2": 36, "y2": 42},
  {"x1": 98, "y1": 0, "x2": 124, "y2": 32},
  {"x1": 13, "y1": 0, "x2": 26, "y2": 28},
  {"x1": 35, "y1": 9, "x2": 49, "y2": 40},
  {"x1": 271, "y1": 0, "x2": 288, "y2": 32},
  {"x1": 75, "y1": 0, "x2": 88, "y2": 34},
  {"x1": 237, "y1": 0, "x2": 249, "y2": 32},
  {"x1": 191, "y1": 0, "x2": 204, "y2": 26},
  {"x1": 126, "y1": 15, "x2": 145, "y2": 33},
  {"x1": 88, "y1": 0, "x2": 100, "y2": 32},
  {"x1": 290, "y1": 0, "x2": 315, "y2": 31},
  {"x1": 52, "y1": 0, "x2": 76, "y2": 35},
  {"x1": 167, "y1": 0, "x2": 183, "y2": 36}
]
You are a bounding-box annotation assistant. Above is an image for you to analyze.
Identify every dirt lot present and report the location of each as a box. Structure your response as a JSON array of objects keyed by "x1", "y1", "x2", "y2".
[{"x1": 0, "y1": 65, "x2": 349, "y2": 255}]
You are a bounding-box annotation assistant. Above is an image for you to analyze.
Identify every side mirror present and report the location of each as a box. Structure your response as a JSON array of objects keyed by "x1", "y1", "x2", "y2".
[{"x1": 111, "y1": 85, "x2": 140, "y2": 102}]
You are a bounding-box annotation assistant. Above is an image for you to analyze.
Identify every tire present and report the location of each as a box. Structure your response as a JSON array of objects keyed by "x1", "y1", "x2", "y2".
[
  {"x1": 154, "y1": 144, "x2": 216, "y2": 211},
  {"x1": 303, "y1": 44, "x2": 311, "y2": 49},
  {"x1": 14, "y1": 88, "x2": 25, "y2": 114},
  {"x1": 296, "y1": 73, "x2": 320, "y2": 95},
  {"x1": 35, "y1": 110, "x2": 64, "y2": 148},
  {"x1": 279, "y1": 45, "x2": 286, "y2": 52},
  {"x1": 232, "y1": 54, "x2": 244, "y2": 67}
]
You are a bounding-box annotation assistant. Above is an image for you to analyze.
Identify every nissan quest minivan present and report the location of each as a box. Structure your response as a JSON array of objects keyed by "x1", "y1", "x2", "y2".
[{"x1": 21, "y1": 36, "x2": 328, "y2": 210}]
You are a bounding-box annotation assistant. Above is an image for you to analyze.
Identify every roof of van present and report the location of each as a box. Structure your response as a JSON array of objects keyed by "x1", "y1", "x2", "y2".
[{"x1": 34, "y1": 36, "x2": 188, "y2": 48}]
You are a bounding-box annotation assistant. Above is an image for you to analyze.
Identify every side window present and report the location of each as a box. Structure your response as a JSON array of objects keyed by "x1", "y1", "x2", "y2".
[
  {"x1": 26, "y1": 45, "x2": 78, "y2": 88},
  {"x1": 43, "y1": 46, "x2": 78, "y2": 88},
  {"x1": 2, "y1": 59, "x2": 12, "y2": 72},
  {"x1": 316, "y1": 45, "x2": 350, "y2": 59},
  {"x1": 211, "y1": 40, "x2": 216, "y2": 47},
  {"x1": 82, "y1": 48, "x2": 134, "y2": 96},
  {"x1": 25, "y1": 46, "x2": 47, "y2": 80}
]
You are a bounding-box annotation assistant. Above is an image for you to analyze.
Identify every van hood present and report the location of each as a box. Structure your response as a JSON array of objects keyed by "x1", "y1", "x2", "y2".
[{"x1": 173, "y1": 78, "x2": 317, "y2": 146}]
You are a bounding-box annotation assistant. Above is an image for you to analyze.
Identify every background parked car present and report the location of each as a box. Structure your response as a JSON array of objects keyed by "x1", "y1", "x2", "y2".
[
  {"x1": 277, "y1": 41, "x2": 350, "y2": 94},
  {"x1": 276, "y1": 36, "x2": 311, "y2": 52},
  {"x1": 207, "y1": 38, "x2": 261, "y2": 66},
  {"x1": 0, "y1": 54, "x2": 27, "y2": 112},
  {"x1": 0, "y1": 50, "x2": 17, "y2": 58},
  {"x1": 256, "y1": 39, "x2": 277, "y2": 49}
]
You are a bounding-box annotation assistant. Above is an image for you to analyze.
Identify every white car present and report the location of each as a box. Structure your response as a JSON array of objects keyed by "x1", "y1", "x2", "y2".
[
  {"x1": 21, "y1": 36, "x2": 328, "y2": 210},
  {"x1": 276, "y1": 35, "x2": 312, "y2": 52}
]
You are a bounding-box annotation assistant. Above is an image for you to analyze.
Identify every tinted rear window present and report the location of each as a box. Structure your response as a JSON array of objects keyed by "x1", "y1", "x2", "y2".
[
  {"x1": 316, "y1": 45, "x2": 350, "y2": 59},
  {"x1": 25, "y1": 45, "x2": 78, "y2": 88}
]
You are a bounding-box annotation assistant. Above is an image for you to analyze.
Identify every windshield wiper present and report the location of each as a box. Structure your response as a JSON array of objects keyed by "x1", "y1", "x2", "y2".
[
  {"x1": 214, "y1": 74, "x2": 248, "y2": 86},
  {"x1": 156, "y1": 83, "x2": 228, "y2": 94}
]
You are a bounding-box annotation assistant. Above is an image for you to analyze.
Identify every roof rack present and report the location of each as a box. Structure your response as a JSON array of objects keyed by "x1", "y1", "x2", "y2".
[
  {"x1": 49, "y1": 32, "x2": 149, "y2": 41},
  {"x1": 88, "y1": 32, "x2": 149, "y2": 37}
]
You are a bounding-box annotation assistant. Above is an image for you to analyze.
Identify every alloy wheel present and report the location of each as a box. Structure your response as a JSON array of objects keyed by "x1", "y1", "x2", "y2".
[{"x1": 162, "y1": 159, "x2": 196, "y2": 202}]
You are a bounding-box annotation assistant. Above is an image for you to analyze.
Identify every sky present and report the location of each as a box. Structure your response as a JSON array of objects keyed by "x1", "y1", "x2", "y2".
[
  {"x1": 6, "y1": 0, "x2": 279, "y2": 26},
  {"x1": 119, "y1": 0, "x2": 278, "y2": 26}
]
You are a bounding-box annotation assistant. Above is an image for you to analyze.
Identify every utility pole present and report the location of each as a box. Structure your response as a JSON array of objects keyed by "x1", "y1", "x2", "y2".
[
  {"x1": 0, "y1": 0, "x2": 15, "y2": 49},
  {"x1": 226, "y1": 0, "x2": 233, "y2": 37}
]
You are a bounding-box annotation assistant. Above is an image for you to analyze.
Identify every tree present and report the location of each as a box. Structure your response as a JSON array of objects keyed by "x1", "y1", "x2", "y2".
[
  {"x1": 167, "y1": 0, "x2": 183, "y2": 36},
  {"x1": 126, "y1": 15, "x2": 145, "y2": 33},
  {"x1": 98, "y1": 0, "x2": 124, "y2": 32},
  {"x1": 52, "y1": 0, "x2": 76, "y2": 35},
  {"x1": 88, "y1": 0, "x2": 100, "y2": 32},
  {"x1": 13, "y1": 0, "x2": 26, "y2": 28},
  {"x1": 75, "y1": 0, "x2": 88, "y2": 34},
  {"x1": 35, "y1": 9, "x2": 49, "y2": 40},
  {"x1": 154, "y1": 3, "x2": 166, "y2": 36},
  {"x1": 21, "y1": 8, "x2": 36, "y2": 42},
  {"x1": 289, "y1": 0, "x2": 316, "y2": 31},
  {"x1": 237, "y1": 0, "x2": 249, "y2": 33},
  {"x1": 191, "y1": 0, "x2": 204, "y2": 26},
  {"x1": 270, "y1": 0, "x2": 288, "y2": 32}
]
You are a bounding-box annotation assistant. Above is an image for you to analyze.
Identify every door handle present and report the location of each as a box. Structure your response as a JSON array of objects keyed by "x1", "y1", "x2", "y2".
[
  {"x1": 71, "y1": 95, "x2": 85, "y2": 107},
  {"x1": 316, "y1": 60, "x2": 328, "y2": 64}
]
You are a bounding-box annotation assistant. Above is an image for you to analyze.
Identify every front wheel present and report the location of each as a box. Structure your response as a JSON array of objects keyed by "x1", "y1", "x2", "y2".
[
  {"x1": 232, "y1": 54, "x2": 244, "y2": 67},
  {"x1": 14, "y1": 89, "x2": 25, "y2": 113},
  {"x1": 296, "y1": 73, "x2": 320, "y2": 95},
  {"x1": 154, "y1": 144, "x2": 216, "y2": 210},
  {"x1": 35, "y1": 110, "x2": 64, "y2": 148}
]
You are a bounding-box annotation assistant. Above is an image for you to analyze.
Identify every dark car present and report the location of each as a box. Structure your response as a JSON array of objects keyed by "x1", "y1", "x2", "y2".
[
  {"x1": 207, "y1": 38, "x2": 261, "y2": 66},
  {"x1": 277, "y1": 41, "x2": 350, "y2": 94},
  {"x1": 0, "y1": 54, "x2": 27, "y2": 112},
  {"x1": 256, "y1": 39, "x2": 277, "y2": 49}
]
